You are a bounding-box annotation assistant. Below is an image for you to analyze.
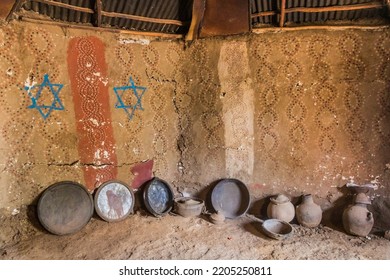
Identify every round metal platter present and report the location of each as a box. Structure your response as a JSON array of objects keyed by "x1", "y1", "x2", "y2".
[
  {"x1": 94, "y1": 180, "x2": 135, "y2": 222},
  {"x1": 37, "y1": 181, "x2": 94, "y2": 235},
  {"x1": 210, "y1": 178, "x2": 250, "y2": 219},
  {"x1": 143, "y1": 177, "x2": 174, "y2": 217}
]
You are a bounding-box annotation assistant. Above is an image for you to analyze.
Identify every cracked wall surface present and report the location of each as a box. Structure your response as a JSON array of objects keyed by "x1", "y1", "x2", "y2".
[{"x1": 0, "y1": 22, "x2": 390, "y2": 224}]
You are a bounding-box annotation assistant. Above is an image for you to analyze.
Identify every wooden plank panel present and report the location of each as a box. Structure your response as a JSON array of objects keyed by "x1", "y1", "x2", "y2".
[
  {"x1": 185, "y1": 0, "x2": 206, "y2": 41},
  {"x1": 200, "y1": 0, "x2": 250, "y2": 37},
  {"x1": 0, "y1": 0, "x2": 16, "y2": 20}
]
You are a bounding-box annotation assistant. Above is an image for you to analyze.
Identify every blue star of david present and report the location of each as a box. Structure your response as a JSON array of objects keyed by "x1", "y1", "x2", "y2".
[
  {"x1": 24, "y1": 74, "x2": 64, "y2": 120},
  {"x1": 113, "y1": 77, "x2": 147, "y2": 120}
]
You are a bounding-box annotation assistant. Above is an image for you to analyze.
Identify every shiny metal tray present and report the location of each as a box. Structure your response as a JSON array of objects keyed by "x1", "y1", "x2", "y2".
[
  {"x1": 142, "y1": 177, "x2": 174, "y2": 217},
  {"x1": 94, "y1": 180, "x2": 135, "y2": 222}
]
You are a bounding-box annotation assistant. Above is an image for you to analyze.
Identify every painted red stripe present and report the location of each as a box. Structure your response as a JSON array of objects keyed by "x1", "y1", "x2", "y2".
[{"x1": 67, "y1": 36, "x2": 117, "y2": 191}]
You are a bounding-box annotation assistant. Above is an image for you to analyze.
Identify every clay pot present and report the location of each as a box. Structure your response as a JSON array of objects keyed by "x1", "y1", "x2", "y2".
[
  {"x1": 261, "y1": 219, "x2": 294, "y2": 240},
  {"x1": 267, "y1": 194, "x2": 295, "y2": 223},
  {"x1": 209, "y1": 211, "x2": 225, "y2": 225},
  {"x1": 342, "y1": 193, "x2": 374, "y2": 237},
  {"x1": 296, "y1": 194, "x2": 322, "y2": 228},
  {"x1": 174, "y1": 197, "x2": 204, "y2": 218}
]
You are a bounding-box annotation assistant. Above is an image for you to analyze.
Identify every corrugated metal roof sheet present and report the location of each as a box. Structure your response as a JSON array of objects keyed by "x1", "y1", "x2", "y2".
[
  {"x1": 251, "y1": 0, "x2": 387, "y2": 26},
  {"x1": 101, "y1": 0, "x2": 192, "y2": 33},
  {"x1": 24, "y1": 0, "x2": 93, "y2": 24},
  {"x1": 22, "y1": 0, "x2": 193, "y2": 34},
  {"x1": 14, "y1": 0, "x2": 390, "y2": 34}
]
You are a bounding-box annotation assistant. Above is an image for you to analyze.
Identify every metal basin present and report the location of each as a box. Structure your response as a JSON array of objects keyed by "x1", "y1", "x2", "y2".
[
  {"x1": 37, "y1": 181, "x2": 93, "y2": 235},
  {"x1": 210, "y1": 178, "x2": 250, "y2": 219},
  {"x1": 94, "y1": 180, "x2": 135, "y2": 222},
  {"x1": 142, "y1": 177, "x2": 174, "y2": 217}
]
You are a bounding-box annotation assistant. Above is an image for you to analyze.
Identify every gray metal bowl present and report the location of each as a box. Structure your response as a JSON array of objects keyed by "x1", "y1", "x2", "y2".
[
  {"x1": 210, "y1": 178, "x2": 250, "y2": 219},
  {"x1": 142, "y1": 177, "x2": 174, "y2": 217},
  {"x1": 37, "y1": 181, "x2": 93, "y2": 235}
]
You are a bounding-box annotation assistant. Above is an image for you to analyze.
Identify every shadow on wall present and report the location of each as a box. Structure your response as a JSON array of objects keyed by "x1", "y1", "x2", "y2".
[
  {"x1": 322, "y1": 195, "x2": 350, "y2": 233},
  {"x1": 372, "y1": 197, "x2": 390, "y2": 232}
]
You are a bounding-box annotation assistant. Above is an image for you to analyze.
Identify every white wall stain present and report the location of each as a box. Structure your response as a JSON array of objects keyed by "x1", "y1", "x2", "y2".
[
  {"x1": 84, "y1": 72, "x2": 108, "y2": 86},
  {"x1": 24, "y1": 75, "x2": 37, "y2": 89},
  {"x1": 118, "y1": 38, "x2": 150, "y2": 45}
]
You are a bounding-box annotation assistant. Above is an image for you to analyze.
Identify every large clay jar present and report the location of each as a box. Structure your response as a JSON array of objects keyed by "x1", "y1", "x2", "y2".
[
  {"x1": 342, "y1": 193, "x2": 374, "y2": 237},
  {"x1": 296, "y1": 194, "x2": 322, "y2": 228},
  {"x1": 267, "y1": 194, "x2": 295, "y2": 223}
]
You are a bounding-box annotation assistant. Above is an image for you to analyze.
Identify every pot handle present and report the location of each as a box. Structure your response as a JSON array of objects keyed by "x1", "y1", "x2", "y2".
[
  {"x1": 201, "y1": 205, "x2": 210, "y2": 215},
  {"x1": 367, "y1": 212, "x2": 373, "y2": 221},
  {"x1": 246, "y1": 213, "x2": 265, "y2": 224}
]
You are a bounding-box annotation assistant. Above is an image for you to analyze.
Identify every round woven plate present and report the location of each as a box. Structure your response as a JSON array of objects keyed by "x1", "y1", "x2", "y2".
[
  {"x1": 210, "y1": 178, "x2": 250, "y2": 219},
  {"x1": 143, "y1": 177, "x2": 174, "y2": 217},
  {"x1": 94, "y1": 180, "x2": 135, "y2": 222},
  {"x1": 37, "y1": 181, "x2": 93, "y2": 235}
]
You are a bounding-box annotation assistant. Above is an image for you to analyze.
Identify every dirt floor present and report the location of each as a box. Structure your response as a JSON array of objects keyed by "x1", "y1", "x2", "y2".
[{"x1": 1, "y1": 206, "x2": 390, "y2": 260}]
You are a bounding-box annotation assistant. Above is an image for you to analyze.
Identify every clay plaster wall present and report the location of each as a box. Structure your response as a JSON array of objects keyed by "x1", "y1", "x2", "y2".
[
  {"x1": 0, "y1": 22, "x2": 389, "y2": 225},
  {"x1": 0, "y1": 22, "x2": 182, "y2": 215}
]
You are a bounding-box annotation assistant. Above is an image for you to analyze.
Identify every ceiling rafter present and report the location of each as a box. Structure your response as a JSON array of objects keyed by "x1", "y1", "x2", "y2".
[{"x1": 31, "y1": 0, "x2": 94, "y2": 14}]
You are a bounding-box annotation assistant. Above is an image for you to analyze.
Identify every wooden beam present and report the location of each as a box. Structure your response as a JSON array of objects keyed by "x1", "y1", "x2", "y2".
[
  {"x1": 251, "y1": 11, "x2": 277, "y2": 18},
  {"x1": 250, "y1": 1, "x2": 385, "y2": 19},
  {"x1": 29, "y1": 0, "x2": 94, "y2": 14},
  {"x1": 280, "y1": 0, "x2": 286, "y2": 27},
  {"x1": 19, "y1": 16, "x2": 184, "y2": 39},
  {"x1": 285, "y1": 1, "x2": 384, "y2": 14},
  {"x1": 95, "y1": 0, "x2": 102, "y2": 27},
  {"x1": 185, "y1": 0, "x2": 206, "y2": 41},
  {"x1": 6, "y1": 0, "x2": 27, "y2": 21},
  {"x1": 101, "y1": 10, "x2": 188, "y2": 26},
  {"x1": 252, "y1": 25, "x2": 390, "y2": 33}
]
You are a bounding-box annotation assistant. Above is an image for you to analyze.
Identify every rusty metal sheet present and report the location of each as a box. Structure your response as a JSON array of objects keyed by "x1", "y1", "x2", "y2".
[
  {"x1": 94, "y1": 180, "x2": 135, "y2": 222},
  {"x1": 200, "y1": 0, "x2": 250, "y2": 37},
  {"x1": 142, "y1": 177, "x2": 174, "y2": 217},
  {"x1": 210, "y1": 178, "x2": 250, "y2": 219},
  {"x1": 0, "y1": 0, "x2": 16, "y2": 20},
  {"x1": 37, "y1": 181, "x2": 94, "y2": 235}
]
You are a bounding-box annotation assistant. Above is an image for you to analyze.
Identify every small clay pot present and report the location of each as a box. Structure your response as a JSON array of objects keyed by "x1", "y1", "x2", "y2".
[
  {"x1": 209, "y1": 211, "x2": 225, "y2": 224},
  {"x1": 174, "y1": 197, "x2": 204, "y2": 218},
  {"x1": 267, "y1": 194, "x2": 295, "y2": 223},
  {"x1": 296, "y1": 194, "x2": 322, "y2": 228},
  {"x1": 342, "y1": 193, "x2": 374, "y2": 237}
]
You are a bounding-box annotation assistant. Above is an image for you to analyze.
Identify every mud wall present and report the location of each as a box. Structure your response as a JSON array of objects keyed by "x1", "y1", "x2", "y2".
[
  {"x1": 0, "y1": 22, "x2": 182, "y2": 215},
  {"x1": 0, "y1": 22, "x2": 389, "y2": 223}
]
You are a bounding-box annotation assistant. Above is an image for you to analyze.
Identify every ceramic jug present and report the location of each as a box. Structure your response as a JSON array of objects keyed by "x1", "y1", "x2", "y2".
[
  {"x1": 296, "y1": 194, "x2": 322, "y2": 228},
  {"x1": 342, "y1": 193, "x2": 374, "y2": 237},
  {"x1": 267, "y1": 194, "x2": 295, "y2": 223}
]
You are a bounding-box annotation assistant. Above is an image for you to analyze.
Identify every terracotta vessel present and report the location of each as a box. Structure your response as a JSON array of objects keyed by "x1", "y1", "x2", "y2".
[
  {"x1": 342, "y1": 193, "x2": 374, "y2": 237},
  {"x1": 209, "y1": 211, "x2": 225, "y2": 225},
  {"x1": 174, "y1": 197, "x2": 204, "y2": 218},
  {"x1": 267, "y1": 194, "x2": 295, "y2": 223},
  {"x1": 296, "y1": 194, "x2": 322, "y2": 228}
]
